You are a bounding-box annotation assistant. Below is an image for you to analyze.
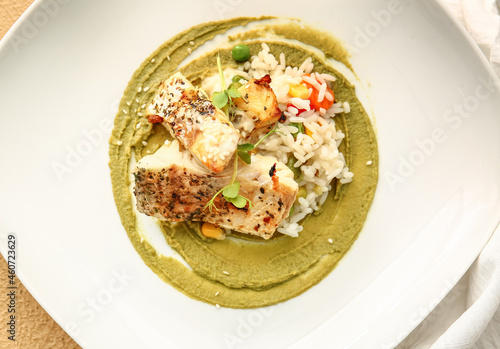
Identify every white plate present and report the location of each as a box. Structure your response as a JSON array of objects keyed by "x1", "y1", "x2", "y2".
[{"x1": 1, "y1": 0, "x2": 500, "y2": 348}]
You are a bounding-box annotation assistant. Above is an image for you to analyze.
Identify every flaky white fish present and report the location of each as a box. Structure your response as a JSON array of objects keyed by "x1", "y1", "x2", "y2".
[
  {"x1": 146, "y1": 72, "x2": 240, "y2": 173},
  {"x1": 133, "y1": 140, "x2": 298, "y2": 239}
]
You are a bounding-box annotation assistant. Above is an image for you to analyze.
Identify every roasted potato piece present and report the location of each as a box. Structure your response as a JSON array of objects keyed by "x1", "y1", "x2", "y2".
[{"x1": 233, "y1": 75, "x2": 281, "y2": 140}]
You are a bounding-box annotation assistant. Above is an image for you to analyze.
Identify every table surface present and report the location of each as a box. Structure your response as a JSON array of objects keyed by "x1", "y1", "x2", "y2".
[{"x1": 0, "y1": 0, "x2": 80, "y2": 348}]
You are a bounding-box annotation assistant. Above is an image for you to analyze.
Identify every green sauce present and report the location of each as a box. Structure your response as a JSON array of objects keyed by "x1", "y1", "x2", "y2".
[{"x1": 109, "y1": 17, "x2": 378, "y2": 308}]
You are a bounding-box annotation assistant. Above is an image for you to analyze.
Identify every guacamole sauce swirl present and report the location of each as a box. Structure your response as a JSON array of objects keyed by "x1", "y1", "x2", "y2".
[{"x1": 109, "y1": 17, "x2": 378, "y2": 308}]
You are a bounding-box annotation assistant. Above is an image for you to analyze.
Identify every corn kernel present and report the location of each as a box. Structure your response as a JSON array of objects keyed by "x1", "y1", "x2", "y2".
[
  {"x1": 305, "y1": 126, "x2": 313, "y2": 137},
  {"x1": 314, "y1": 185, "x2": 323, "y2": 195},
  {"x1": 201, "y1": 223, "x2": 225, "y2": 240},
  {"x1": 288, "y1": 83, "x2": 309, "y2": 99}
]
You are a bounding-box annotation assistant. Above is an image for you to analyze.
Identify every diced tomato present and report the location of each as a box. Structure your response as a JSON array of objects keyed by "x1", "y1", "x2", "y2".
[
  {"x1": 254, "y1": 74, "x2": 271, "y2": 86},
  {"x1": 148, "y1": 114, "x2": 164, "y2": 124},
  {"x1": 302, "y1": 74, "x2": 335, "y2": 111},
  {"x1": 286, "y1": 103, "x2": 306, "y2": 116}
]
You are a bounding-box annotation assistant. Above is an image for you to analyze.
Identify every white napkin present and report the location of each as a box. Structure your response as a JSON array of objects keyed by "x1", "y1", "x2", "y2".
[
  {"x1": 443, "y1": 0, "x2": 500, "y2": 73},
  {"x1": 397, "y1": 1, "x2": 500, "y2": 348}
]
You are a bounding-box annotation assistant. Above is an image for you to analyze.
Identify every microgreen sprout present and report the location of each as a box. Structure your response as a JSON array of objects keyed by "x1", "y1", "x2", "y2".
[
  {"x1": 237, "y1": 122, "x2": 281, "y2": 164},
  {"x1": 211, "y1": 55, "x2": 243, "y2": 118},
  {"x1": 203, "y1": 155, "x2": 253, "y2": 211},
  {"x1": 205, "y1": 56, "x2": 283, "y2": 212}
]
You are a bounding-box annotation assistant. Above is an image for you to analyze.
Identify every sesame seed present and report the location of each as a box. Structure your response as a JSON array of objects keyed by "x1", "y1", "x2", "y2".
[
  {"x1": 167, "y1": 55, "x2": 171, "y2": 61},
  {"x1": 222, "y1": 271, "x2": 230, "y2": 275},
  {"x1": 138, "y1": 86, "x2": 142, "y2": 92},
  {"x1": 140, "y1": 237, "x2": 144, "y2": 243},
  {"x1": 136, "y1": 123, "x2": 141, "y2": 129},
  {"x1": 126, "y1": 101, "x2": 131, "y2": 106},
  {"x1": 136, "y1": 98, "x2": 140, "y2": 103},
  {"x1": 189, "y1": 41, "x2": 195, "y2": 46},
  {"x1": 366, "y1": 161, "x2": 373, "y2": 165},
  {"x1": 116, "y1": 141, "x2": 123, "y2": 146},
  {"x1": 328, "y1": 238, "x2": 333, "y2": 244},
  {"x1": 122, "y1": 109, "x2": 128, "y2": 114},
  {"x1": 144, "y1": 86, "x2": 150, "y2": 92},
  {"x1": 142, "y1": 141, "x2": 148, "y2": 146},
  {"x1": 215, "y1": 291, "x2": 219, "y2": 296},
  {"x1": 141, "y1": 104, "x2": 146, "y2": 109},
  {"x1": 187, "y1": 48, "x2": 192, "y2": 54},
  {"x1": 151, "y1": 58, "x2": 156, "y2": 63},
  {"x1": 215, "y1": 304, "x2": 221, "y2": 309},
  {"x1": 137, "y1": 112, "x2": 143, "y2": 116}
]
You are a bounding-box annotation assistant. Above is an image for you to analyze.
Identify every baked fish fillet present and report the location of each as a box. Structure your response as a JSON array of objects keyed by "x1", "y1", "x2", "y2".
[
  {"x1": 146, "y1": 72, "x2": 240, "y2": 173},
  {"x1": 133, "y1": 140, "x2": 298, "y2": 239}
]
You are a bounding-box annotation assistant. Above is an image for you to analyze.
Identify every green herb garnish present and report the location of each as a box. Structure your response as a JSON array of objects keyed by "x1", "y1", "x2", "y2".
[
  {"x1": 204, "y1": 56, "x2": 286, "y2": 212},
  {"x1": 212, "y1": 55, "x2": 242, "y2": 118},
  {"x1": 204, "y1": 155, "x2": 253, "y2": 211},
  {"x1": 236, "y1": 122, "x2": 281, "y2": 165}
]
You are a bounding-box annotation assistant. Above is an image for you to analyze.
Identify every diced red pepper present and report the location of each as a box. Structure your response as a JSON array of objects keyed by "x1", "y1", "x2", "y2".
[
  {"x1": 286, "y1": 103, "x2": 306, "y2": 116},
  {"x1": 302, "y1": 74, "x2": 335, "y2": 111},
  {"x1": 147, "y1": 114, "x2": 164, "y2": 124}
]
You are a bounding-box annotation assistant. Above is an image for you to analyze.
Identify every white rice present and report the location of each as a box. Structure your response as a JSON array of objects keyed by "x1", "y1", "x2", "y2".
[
  {"x1": 343, "y1": 101, "x2": 351, "y2": 113},
  {"x1": 317, "y1": 83, "x2": 327, "y2": 103},
  {"x1": 299, "y1": 57, "x2": 312, "y2": 73},
  {"x1": 320, "y1": 73, "x2": 337, "y2": 82},
  {"x1": 204, "y1": 43, "x2": 353, "y2": 237},
  {"x1": 302, "y1": 75, "x2": 322, "y2": 90},
  {"x1": 290, "y1": 97, "x2": 310, "y2": 111}
]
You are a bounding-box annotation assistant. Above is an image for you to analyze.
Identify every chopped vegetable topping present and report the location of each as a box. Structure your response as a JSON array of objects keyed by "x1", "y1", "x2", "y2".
[
  {"x1": 305, "y1": 126, "x2": 313, "y2": 137},
  {"x1": 302, "y1": 74, "x2": 335, "y2": 111},
  {"x1": 201, "y1": 222, "x2": 225, "y2": 240},
  {"x1": 232, "y1": 75, "x2": 247, "y2": 83},
  {"x1": 289, "y1": 122, "x2": 305, "y2": 138},
  {"x1": 288, "y1": 83, "x2": 309, "y2": 99},
  {"x1": 287, "y1": 103, "x2": 306, "y2": 116},
  {"x1": 232, "y1": 44, "x2": 250, "y2": 62},
  {"x1": 286, "y1": 155, "x2": 302, "y2": 181},
  {"x1": 147, "y1": 114, "x2": 164, "y2": 124},
  {"x1": 296, "y1": 187, "x2": 307, "y2": 203}
]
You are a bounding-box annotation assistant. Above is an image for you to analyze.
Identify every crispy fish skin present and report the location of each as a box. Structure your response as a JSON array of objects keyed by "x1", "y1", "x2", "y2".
[
  {"x1": 233, "y1": 75, "x2": 282, "y2": 141},
  {"x1": 146, "y1": 72, "x2": 240, "y2": 173},
  {"x1": 133, "y1": 141, "x2": 298, "y2": 239}
]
